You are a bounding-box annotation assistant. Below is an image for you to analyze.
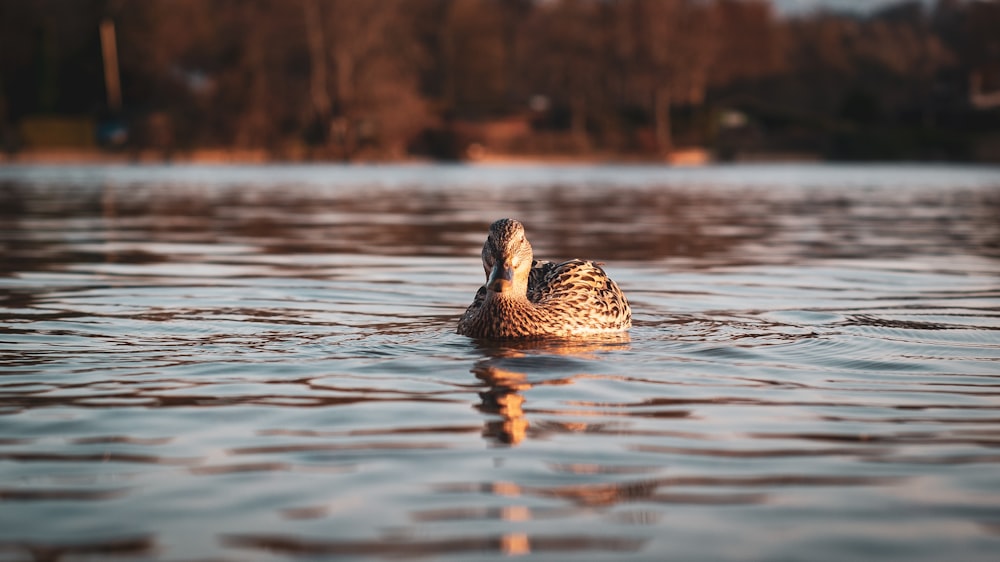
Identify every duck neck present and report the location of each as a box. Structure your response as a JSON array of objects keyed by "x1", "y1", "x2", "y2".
[{"x1": 486, "y1": 287, "x2": 530, "y2": 306}]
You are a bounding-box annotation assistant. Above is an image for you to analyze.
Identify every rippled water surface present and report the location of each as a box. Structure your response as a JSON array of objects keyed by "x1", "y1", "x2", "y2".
[{"x1": 1, "y1": 163, "x2": 999, "y2": 561}]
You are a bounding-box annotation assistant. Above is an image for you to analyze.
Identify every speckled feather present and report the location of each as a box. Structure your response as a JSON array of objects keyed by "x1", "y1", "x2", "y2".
[{"x1": 457, "y1": 219, "x2": 631, "y2": 339}]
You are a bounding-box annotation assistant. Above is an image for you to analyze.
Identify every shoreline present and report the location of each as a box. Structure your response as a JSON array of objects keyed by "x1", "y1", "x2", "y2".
[{"x1": 0, "y1": 147, "x2": 832, "y2": 167}]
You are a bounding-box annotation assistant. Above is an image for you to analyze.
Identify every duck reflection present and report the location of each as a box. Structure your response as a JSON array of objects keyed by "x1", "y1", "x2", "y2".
[
  {"x1": 471, "y1": 335, "x2": 630, "y2": 446},
  {"x1": 475, "y1": 363, "x2": 531, "y2": 445}
]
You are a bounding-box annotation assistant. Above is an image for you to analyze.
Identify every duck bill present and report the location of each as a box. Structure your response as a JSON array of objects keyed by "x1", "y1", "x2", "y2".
[{"x1": 487, "y1": 262, "x2": 514, "y2": 293}]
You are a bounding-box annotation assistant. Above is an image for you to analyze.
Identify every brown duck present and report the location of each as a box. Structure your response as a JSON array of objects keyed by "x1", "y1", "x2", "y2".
[{"x1": 457, "y1": 218, "x2": 631, "y2": 339}]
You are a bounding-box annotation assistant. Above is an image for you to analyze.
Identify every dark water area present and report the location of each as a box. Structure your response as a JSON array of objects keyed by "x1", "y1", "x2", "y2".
[{"x1": 0, "y1": 163, "x2": 999, "y2": 561}]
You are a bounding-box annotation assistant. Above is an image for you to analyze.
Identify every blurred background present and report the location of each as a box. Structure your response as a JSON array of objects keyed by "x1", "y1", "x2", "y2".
[{"x1": 1, "y1": 0, "x2": 998, "y2": 164}]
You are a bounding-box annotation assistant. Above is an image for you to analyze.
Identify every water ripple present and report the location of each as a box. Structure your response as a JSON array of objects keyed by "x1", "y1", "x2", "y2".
[{"x1": 1, "y1": 164, "x2": 998, "y2": 561}]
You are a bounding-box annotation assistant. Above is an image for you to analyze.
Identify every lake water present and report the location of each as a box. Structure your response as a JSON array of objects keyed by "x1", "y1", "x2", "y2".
[{"x1": 1, "y1": 163, "x2": 999, "y2": 561}]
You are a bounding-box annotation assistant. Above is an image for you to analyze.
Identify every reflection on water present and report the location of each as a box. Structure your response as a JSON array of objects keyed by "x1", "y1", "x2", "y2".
[
  {"x1": 474, "y1": 336, "x2": 633, "y2": 445},
  {"x1": 0, "y1": 163, "x2": 999, "y2": 561}
]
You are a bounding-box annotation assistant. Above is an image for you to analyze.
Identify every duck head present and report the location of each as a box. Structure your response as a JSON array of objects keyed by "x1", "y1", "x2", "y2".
[{"x1": 481, "y1": 218, "x2": 533, "y2": 297}]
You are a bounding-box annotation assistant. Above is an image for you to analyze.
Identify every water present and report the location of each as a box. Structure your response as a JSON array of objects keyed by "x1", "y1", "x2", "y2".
[{"x1": 1, "y1": 163, "x2": 998, "y2": 561}]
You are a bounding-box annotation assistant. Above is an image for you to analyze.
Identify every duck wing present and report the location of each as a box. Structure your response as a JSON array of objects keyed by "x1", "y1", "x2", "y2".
[
  {"x1": 527, "y1": 259, "x2": 557, "y2": 301},
  {"x1": 530, "y1": 259, "x2": 631, "y2": 327}
]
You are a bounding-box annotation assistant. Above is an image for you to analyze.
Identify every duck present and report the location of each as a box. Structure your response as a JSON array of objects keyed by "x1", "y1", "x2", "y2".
[{"x1": 457, "y1": 218, "x2": 631, "y2": 339}]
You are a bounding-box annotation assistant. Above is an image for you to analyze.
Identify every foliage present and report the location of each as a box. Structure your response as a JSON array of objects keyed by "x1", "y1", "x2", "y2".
[{"x1": 0, "y1": 0, "x2": 997, "y2": 160}]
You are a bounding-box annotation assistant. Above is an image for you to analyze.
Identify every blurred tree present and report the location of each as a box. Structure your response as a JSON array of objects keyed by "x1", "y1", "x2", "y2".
[
  {"x1": 858, "y1": 3, "x2": 954, "y2": 127},
  {"x1": 441, "y1": 0, "x2": 512, "y2": 116},
  {"x1": 308, "y1": 0, "x2": 430, "y2": 157},
  {"x1": 963, "y1": 0, "x2": 1000, "y2": 104},
  {"x1": 520, "y1": 0, "x2": 609, "y2": 149},
  {"x1": 0, "y1": 0, "x2": 106, "y2": 118},
  {"x1": 612, "y1": 0, "x2": 720, "y2": 153},
  {"x1": 107, "y1": 0, "x2": 301, "y2": 149},
  {"x1": 0, "y1": 0, "x2": 992, "y2": 161},
  {"x1": 709, "y1": 0, "x2": 785, "y2": 86}
]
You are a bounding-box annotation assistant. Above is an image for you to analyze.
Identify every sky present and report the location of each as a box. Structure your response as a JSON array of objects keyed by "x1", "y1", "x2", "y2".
[{"x1": 770, "y1": 0, "x2": 936, "y2": 15}]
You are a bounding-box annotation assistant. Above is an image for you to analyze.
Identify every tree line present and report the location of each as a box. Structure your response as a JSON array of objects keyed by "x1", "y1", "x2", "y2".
[{"x1": 1, "y1": 0, "x2": 998, "y2": 161}]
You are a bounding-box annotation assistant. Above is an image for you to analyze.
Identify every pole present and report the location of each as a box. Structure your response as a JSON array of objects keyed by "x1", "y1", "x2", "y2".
[{"x1": 100, "y1": 19, "x2": 122, "y2": 112}]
